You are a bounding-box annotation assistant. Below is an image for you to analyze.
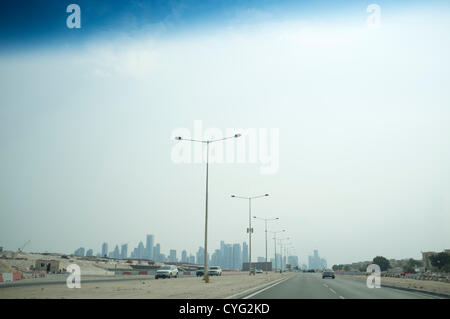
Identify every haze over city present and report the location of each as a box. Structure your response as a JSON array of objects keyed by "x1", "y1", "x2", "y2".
[{"x1": 1, "y1": 0, "x2": 450, "y2": 268}]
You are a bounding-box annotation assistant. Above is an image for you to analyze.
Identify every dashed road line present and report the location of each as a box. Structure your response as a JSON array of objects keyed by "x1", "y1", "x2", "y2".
[
  {"x1": 329, "y1": 288, "x2": 336, "y2": 294},
  {"x1": 339, "y1": 295, "x2": 345, "y2": 299}
]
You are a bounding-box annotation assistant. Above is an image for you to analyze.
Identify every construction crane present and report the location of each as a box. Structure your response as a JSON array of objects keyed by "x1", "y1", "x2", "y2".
[
  {"x1": 12, "y1": 240, "x2": 31, "y2": 258},
  {"x1": 18, "y1": 240, "x2": 31, "y2": 253}
]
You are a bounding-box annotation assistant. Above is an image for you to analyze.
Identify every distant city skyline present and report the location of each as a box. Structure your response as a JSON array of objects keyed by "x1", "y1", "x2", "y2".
[{"x1": 69, "y1": 233, "x2": 300, "y2": 270}]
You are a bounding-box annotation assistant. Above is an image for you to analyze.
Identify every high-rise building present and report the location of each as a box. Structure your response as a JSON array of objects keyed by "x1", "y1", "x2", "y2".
[
  {"x1": 169, "y1": 249, "x2": 177, "y2": 262},
  {"x1": 275, "y1": 253, "x2": 281, "y2": 270},
  {"x1": 257, "y1": 257, "x2": 265, "y2": 263},
  {"x1": 86, "y1": 249, "x2": 93, "y2": 257},
  {"x1": 146, "y1": 234, "x2": 154, "y2": 259},
  {"x1": 101, "y1": 243, "x2": 108, "y2": 258},
  {"x1": 188, "y1": 255, "x2": 195, "y2": 264},
  {"x1": 137, "y1": 241, "x2": 145, "y2": 259},
  {"x1": 211, "y1": 249, "x2": 221, "y2": 266},
  {"x1": 320, "y1": 258, "x2": 327, "y2": 269},
  {"x1": 242, "y1": 242, "x2": 249, "y2": 264},
  {"x1": 113, "y1": 245, "x2": 120, "y2": 259},
  {"x1": 233, "y1": 243, "x2": 242, "y2": 270},
  {"x1": 74, "y1": 247, "x2": 85, "y2": 256},
  {"x1": 288, "y1": 255, "x2": 299, "y2": 268},
  {"x1": 153, "y1": 243, "x2": 161, "y2": 262},
  {"x1": 196, "y1": 247, "x2": 204, "y2": 265},
  {"x1": 121, "y1": 244, "x2": 128, "y2": 259},
  {"x1": 181, "y1": 250, "x2": 187, "y2": 263},
  {"x1": 308, "y1": 249, "x2": 326, "y2": 270}
]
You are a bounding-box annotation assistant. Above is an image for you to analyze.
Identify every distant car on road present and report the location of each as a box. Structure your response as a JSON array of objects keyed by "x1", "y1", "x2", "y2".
[
  {"x1": 209, "y1": 266, "x2": 222, "y2": 276},
  {"x1": 196, "y1": 267, "x2": 205, "y2": 277},
  {"x1": 322, "y1": 270, "x2": 335, "y2": 279},
  {"x1": 155, "y1": 265, "x2": 178, "y2": 279},
  {"x1": 196, "y1": 266, "x2": 222, "y2": 276},
  {"x1": 255, "y1": 269, "x2": 263, "y2": 274}
]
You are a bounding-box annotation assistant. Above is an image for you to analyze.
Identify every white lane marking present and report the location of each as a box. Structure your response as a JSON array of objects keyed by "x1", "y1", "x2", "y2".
[
  {"x1": 242, "y1": 276, "x2": 293, "y2": 299},
  {"x1": 329, "y1": 288, "x2": 336, "y2": 294},
  {"x1": 224, "y1": 276, "x2": 292, "y2": 299},
  {"x1": 339, "y1": 296, "x2": 345, "y2": 299},
  {"x1": 323, "y1": 284, "x2": 328, "y2": 288}
]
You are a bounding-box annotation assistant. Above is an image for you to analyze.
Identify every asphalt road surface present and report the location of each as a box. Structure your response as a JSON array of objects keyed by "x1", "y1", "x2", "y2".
[{"x1": 246, "y1": 273, "x2": 445, "y2": 299}]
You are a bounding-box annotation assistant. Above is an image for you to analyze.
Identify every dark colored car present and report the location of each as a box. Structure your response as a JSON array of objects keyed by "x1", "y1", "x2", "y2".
[
  {"x1": 322, "y1": 270, "x2": 335, "y2": 279},
  {"x1": 196, "y1": 267, "x2": 206, "y2": 277}
]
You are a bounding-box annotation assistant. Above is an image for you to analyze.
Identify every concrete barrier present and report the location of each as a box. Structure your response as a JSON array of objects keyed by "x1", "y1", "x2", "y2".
[
  {"x1": 12, "y1": 272, "x2": 22, "y2": 281},
  {"x1": 2, "y1": 273, "x2": 13, "y2": 282}
]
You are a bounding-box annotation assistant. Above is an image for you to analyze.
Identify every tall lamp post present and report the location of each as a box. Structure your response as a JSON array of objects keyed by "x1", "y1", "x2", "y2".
[
  {"x1": 231, "y1": 194, "x2": 269, "y2": 275},
  {"x1": 253, "y1": 216, "x2": 279, "y2": 273},
  {"x1": 175, "y1": 133, "x2": 241, "y2": 283},
  {"x1": 270, "y1": 230, "x2": 285, "y2": 271},
  {"x1": 277, "y1": 237, "x2": 290, "y2": 272}
]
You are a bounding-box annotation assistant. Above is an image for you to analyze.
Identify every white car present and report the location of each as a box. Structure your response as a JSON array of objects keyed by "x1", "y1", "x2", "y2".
[
  {"x1": 209, "y1": 266, "x2": 222, "y2": 276},
  {"x1": 155, "y1": 265, "x2": 178, "y2": 279}
]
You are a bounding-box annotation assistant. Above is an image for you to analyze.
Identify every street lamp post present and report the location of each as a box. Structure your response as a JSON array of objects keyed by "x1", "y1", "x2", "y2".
[
  {"x1": 253, "y1": 216, "x2": 279, "y2": 273},
  {"x1": 270, "y1": 230, "x2": 285, "y2": 271},
  {"x1": 175, "y1": 133, "x2": 241, "y2": 283},
  {"x1": 231, "y1": 194, "x2": 269, "y2": 275},
  {"x1": 277, "y1": 237, "x2": 290, "y2": 272}
]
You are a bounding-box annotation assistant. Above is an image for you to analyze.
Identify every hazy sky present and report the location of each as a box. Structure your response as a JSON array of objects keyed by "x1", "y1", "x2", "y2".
[{"x1": 1, "y1": 0, "x2": 449, "y2": 266}]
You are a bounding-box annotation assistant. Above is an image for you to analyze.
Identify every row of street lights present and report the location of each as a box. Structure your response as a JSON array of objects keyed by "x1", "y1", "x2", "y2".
[{"x1": 174, "y1": 134, "x2": 294, "y2": 282}]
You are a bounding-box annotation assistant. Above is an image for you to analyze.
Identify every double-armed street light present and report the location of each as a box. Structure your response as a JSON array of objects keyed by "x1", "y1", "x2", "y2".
[
  {"x1": 253, "y1": 216, "x2": 279, "y2": 273},
  {"x1": 230, "y1": 194, "x2": 269, "y2": 275},
  {"x1": 175, "y1": 133, "x2": 241, "y2": 283}
]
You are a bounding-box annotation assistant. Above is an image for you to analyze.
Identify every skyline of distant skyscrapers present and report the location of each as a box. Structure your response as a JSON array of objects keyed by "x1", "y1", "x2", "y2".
[
  {"x1": 308, "y1": 249, "x2": 327, "y2": 270},
  {"x1": 75, "y1": 235, "x2": 299, "y2": 271}
]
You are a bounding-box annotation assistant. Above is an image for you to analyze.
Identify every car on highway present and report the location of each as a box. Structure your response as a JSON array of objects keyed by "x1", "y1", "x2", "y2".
[
  {"x1": 209, "y1": 266, "x2": 222, "y2": 276},
  {"x1": 255, "y1": 269, "x2": 263, "y2": 274},
  {"x1": 196, "y1": 266, "x2": 222, "y2": 276},
  {"x1": 155, "y1": 265, "x2": 178, "y2": 279},
  {"x1": 196, "y1": 267, "x2": 206, "y2": 277},
  {"x1": 322, "y1": 270, "x2": 335, "y2": 279}
]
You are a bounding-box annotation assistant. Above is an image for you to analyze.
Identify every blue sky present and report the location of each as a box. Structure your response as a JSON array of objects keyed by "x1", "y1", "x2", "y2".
[
  {"x1": 2, "y1": 0, "x2": 448, "y2": 50},
  {"x1": 1, "y1": 1, "x2": 449, "y2": 266}
]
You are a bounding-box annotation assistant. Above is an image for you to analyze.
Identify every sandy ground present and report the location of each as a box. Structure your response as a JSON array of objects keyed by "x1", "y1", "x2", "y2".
[
  {"x1": 0, "y1": 252, "x2": 131, "y2": 275},
  {"x1": 348, "y1": 275, "x2": 450, "y2": 296},
  {"x1": 0, "y1": 272, "x2": 292, "y2": 299}
]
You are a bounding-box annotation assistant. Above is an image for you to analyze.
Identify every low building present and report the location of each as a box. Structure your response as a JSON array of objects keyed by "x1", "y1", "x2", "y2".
[{"x1": 34, "y1": 260, "x2": 61, "y2": 273}]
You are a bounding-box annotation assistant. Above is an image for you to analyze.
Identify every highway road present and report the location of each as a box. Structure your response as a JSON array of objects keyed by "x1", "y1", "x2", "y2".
[{"x1": 245, "y1": 272, "x2": 445, "y2": 299}]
